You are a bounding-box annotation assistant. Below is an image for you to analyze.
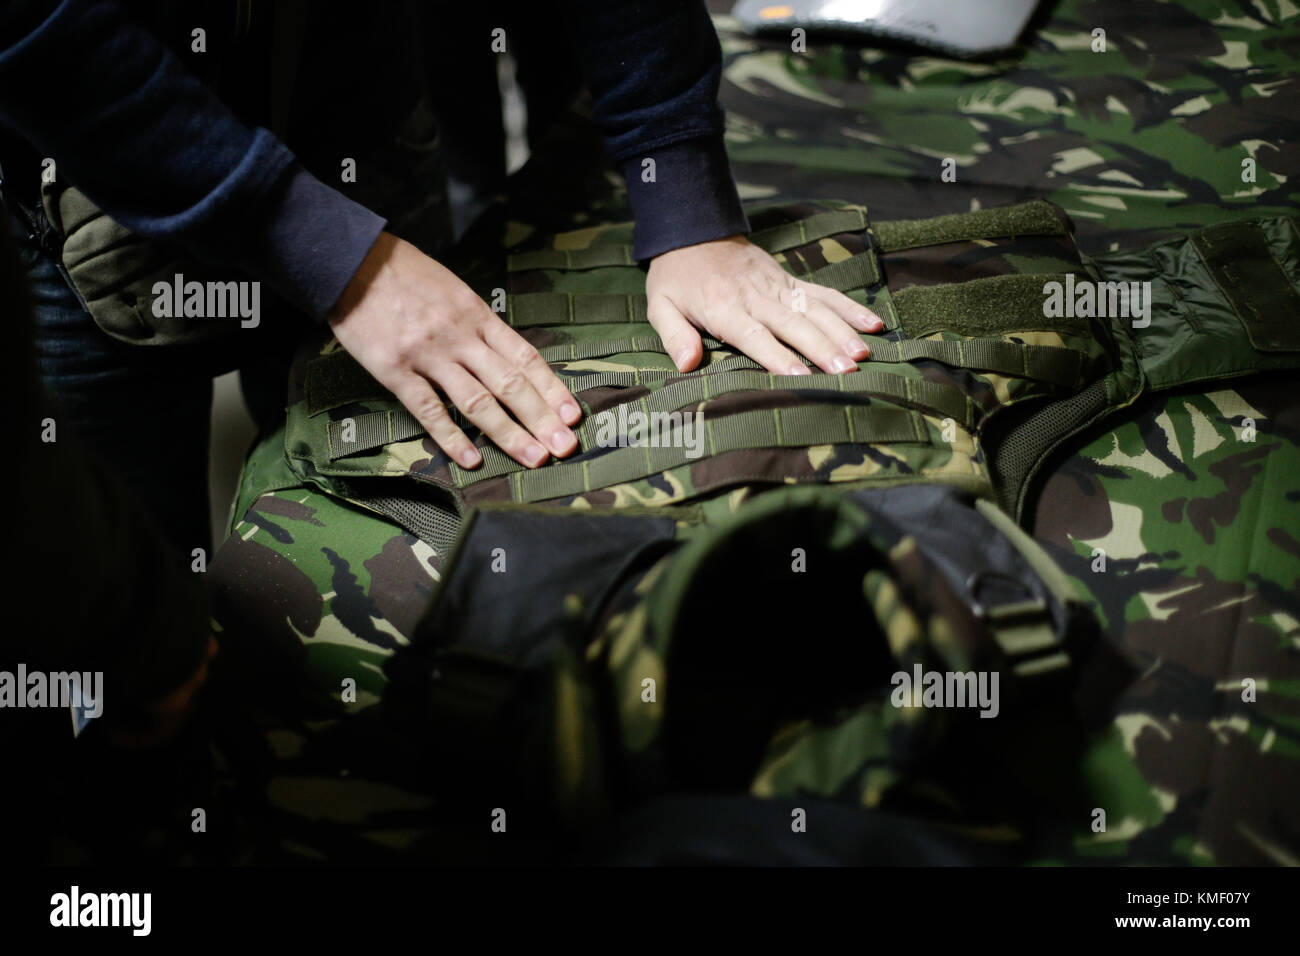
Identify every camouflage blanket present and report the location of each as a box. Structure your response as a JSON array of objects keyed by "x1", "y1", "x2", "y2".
[{"x1": 206, "y1": 0, "x2": 1300, "y2": 864}]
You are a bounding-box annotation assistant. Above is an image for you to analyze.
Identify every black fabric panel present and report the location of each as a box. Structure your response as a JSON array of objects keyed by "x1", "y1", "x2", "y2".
[
  {"x1": 1192, "y1": 221, "x2": 1300, "y2": 352},
  {"x1": 408, "y1": 508, "x2": 678, "y2": 660}
]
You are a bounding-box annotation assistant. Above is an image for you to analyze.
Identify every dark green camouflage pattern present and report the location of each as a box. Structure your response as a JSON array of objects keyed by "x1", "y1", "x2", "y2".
[
  {"x1": 716, "y1": 0, "x2": 1300, "y2": 253},
  {"x1": 278, "y1": 198, "x2": 1107, "y2": 519},
  {"x1": 206, "y1": 0, "x2": 1300, "y2": 864}
]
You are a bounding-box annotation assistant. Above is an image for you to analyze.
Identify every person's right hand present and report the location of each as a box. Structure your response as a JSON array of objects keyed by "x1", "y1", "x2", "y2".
[{"x1": 329, "y1": 231, "x2": 582, "y2": 469}]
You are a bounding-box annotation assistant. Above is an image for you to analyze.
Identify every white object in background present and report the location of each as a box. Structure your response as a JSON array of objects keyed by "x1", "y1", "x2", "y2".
[{"x1": 731, "y1": 0, "x2": 1042, "y2": 57}]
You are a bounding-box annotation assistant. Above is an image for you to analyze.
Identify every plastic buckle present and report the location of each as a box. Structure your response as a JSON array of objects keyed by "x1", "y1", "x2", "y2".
[
  {"x1": 966, "y1": 570, "x2": 1048, "y2": 622},
  {"x1": 965, "y1": 570, "x2": 1068, "y2": 677}
]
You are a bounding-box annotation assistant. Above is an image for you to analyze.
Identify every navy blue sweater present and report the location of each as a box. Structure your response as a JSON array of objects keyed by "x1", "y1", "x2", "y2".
[{"x1": 0, "y1": 0, "x2": 749, "y2": 320}]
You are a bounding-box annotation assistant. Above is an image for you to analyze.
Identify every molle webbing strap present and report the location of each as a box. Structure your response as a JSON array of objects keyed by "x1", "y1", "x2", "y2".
[
  {"x1": 480, "y1": 403, "x2": 928, "y2": 504},
  {"x1": 539, "y1": 335, "x2": 1082, "y2": 387},
  {"x1": 326, "y1": 362, "x2": 974, "y2": 465},
  {"x1": 507, "y1": 245, "x2": 637, "y2": 271},
  {"x1": 891, "y1": 273, "x2": 1092, "y2": 339},
  {"x1": 508, "y1": 292, "x2": 649, "y2": 327},
  {"x1": 505, "y1": 251, "x2": 880, "y2": 328},
  {"x1": 747, "y1": 208, "x2": 868, "y2": 254},
  {"x1": 504, "y1": 208, "x2": 869, "y2": 271},
  {"x1": 802, "y1": 252, "x2": 880, "y2": 291},
  {"x1": 539, "y1": 335, "x2": 686, "y2": 363},
  {"x1": 327, "y1": 409, "x2": 423, "y2": 459},
  {"x1": 1191, "y1": 221, "x2": 1300, "y2": 353},
  {"x1": 552, "y1": 370, "x2": 962, "y2": 463},
  {"x1": 872, "y1": 200, "x2": 1067, "y2": 253},
  {"x1": 872, "y1": 338, "x2": 1082, "y2": 386},
  {"x1": 312, "y1": 328, "x2": 1074, "y2": 448},
  {"x1": 564, "y1": 363, "x2": 974, "y2": 430}
]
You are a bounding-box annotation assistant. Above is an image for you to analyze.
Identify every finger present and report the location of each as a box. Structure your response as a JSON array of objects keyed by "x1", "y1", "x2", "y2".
[
  {"x1": 391, "y1": 374, "x2": 483, "y2": 468},
  {"x1": 803, "y1": 297, "x2": 871, "y2": 361},
  {"x1": 703, "y1": 305, "x2": 809, "y2": 376},
  {"x1": 438, "y1": 363, "x2": 553, "y2": 468},
  {"x1": 805, "y1": 283, "x2": 885, "y2": 333},
  {"x1": 647, "y1": 295, "x2": 703, "y2": 372},
  {"x1": 748, "y1": 288, "x2": 857, "y2": 374},
  {"x1": 479, "y1": 318, "x2": 582, "y2": 426},
  {"x1": 461, "y1": 341, "x2": 578, "y2": 458}
]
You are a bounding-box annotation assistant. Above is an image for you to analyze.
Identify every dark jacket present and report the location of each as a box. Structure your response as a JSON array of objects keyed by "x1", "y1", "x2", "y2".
[
  {"x1": 0, "y1": 220, "x2": 213, "y2": 863},
  {"x1": 0, "y1": 0, "x2": 748, "y2": 319}
]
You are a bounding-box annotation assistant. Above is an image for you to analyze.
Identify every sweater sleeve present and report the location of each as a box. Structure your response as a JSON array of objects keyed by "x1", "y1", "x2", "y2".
[
  {"x1": 559, "y1": 0, "x2": 750, "y2": 259},
  {"x1": 0, "y1": 0, "x2": 384, "y2": 319}
]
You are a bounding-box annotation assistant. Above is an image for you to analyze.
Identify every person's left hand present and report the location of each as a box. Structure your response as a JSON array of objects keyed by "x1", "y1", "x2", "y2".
[{"x1": 645, "y1": 235, "x2": 885, "y2": 375}]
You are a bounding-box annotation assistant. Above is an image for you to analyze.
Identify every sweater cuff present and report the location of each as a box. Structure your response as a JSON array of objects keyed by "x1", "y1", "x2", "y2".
[
  {"x1": 619, "y1": 135, "x2": 750, "y2": 261},
  {"x1": 241, "y1": 165, "x2": 388, "y2": 320}
]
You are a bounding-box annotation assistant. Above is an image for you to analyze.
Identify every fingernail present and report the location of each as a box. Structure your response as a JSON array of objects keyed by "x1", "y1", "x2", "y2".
[
  {"x1": 865, "y1": 314, "x2": 884, "y2": 331},
  {"x1": 674, "y1": 350, "x2": 693, "y2": 371},
  {"x1": 561, "y1": 401, "x2": 581, "y2": 423},
  {"x1": 459, "y1": 448, "x2": 481, "y2": 468},
  {"x1": 525, "y1": 443, "x2": 548, "y2": 467},
  {"x1": 844, "y1": 340, "x2": 870, "y2": 359},
  {"x1": 552, "y1": 428, "x2": 577, "y2": 454},
  {"x1": 787, "y1": 365, "x2": 811, "y2": 376},
  {"x1": 831, "y1": 355, "x2": 855, "y2": 374}
]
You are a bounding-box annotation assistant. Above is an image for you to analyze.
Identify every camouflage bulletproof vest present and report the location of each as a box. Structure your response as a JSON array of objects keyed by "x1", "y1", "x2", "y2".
[
  {"x1": 246, "y1": 199, "x2": 1300, "y2": 830},
  {"x1": 275, "y1": 199, "x2": 1300, "y2": 523}
]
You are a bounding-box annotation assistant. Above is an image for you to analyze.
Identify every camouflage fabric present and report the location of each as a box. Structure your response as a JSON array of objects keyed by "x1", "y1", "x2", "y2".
[
  {"x1": 715, "y1": 0, "x2": 1300, "y2": 253},
  {"x1": 275, "y1": 197, "x2": 1110, "y2": 519},
  {"x1": 206, "y1": 0, "x2": 1300, "y2": 864},
  {"x1": 1031, "y1": 376, "x2": 1300, "y2": 864}
]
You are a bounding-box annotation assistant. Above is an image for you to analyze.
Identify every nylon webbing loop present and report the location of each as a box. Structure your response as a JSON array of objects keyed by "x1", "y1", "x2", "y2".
[
  {"x1": 537, "y1": 336, "x2": 671, "y2": 362},
  {"x1": 507, "y1": 245, "x2": 636, "y2": 271},
  {"x1": 492, "y1": 403, "x2": 927, "y2": 503},
  {"x1": 748, "y1": 208, "x2": 868, "y2": 254},
  {"x1": 508, "y1": 250, "x2": 880, "y2": 330},
  {"x1": 327, "y1": 362, "x2": 971, "y2": 466},
  {"x1": 318, "y1": 335, "x2": 1074, "y2": 461},
  {"x1": 858, "y1": 338, "x2": 1081, "y2": 387},
  {"x1": 873, "y1": 200, "x2": 1067, "y2": 253},
  {"x1": 323, "y1": 362, "x2": 740, "y2": 462},
  {"x1": 327, "y1": 409, "x2": 424, "y2": 458},
  {"x1": 559, "y1": 367, "x2": 971, "y2": 457},
  {"x1": 503, "y1": 207, "x2": 870, "y2": 271},
  {"x1": 539, "y1": 335, "x2": 1082, "y2": 386},
  {"x1": 630, "y1": 364, "x2": 968, "y2": 428},
  {"x1": 802, "y1": 252, "x2": 880, "y2": 291},
  {"x1": 508, "y1": 292, "x2": 649, "y2": 327}
]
